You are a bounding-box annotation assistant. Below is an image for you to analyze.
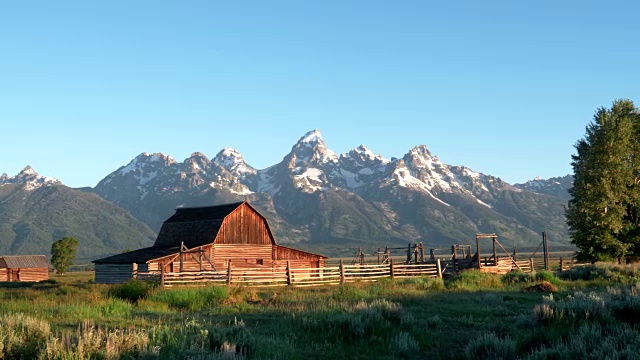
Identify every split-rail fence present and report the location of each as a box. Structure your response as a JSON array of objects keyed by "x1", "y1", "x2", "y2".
[{"x1": 136, "y1": 259, "x2": 443, "y2": 288}]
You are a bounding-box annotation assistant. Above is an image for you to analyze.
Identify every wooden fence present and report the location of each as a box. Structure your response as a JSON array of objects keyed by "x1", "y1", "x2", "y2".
[
  {"x1": 136, "y1": 259, "x2": 443, "y2": 288},
  {"x1": 134, "y1": 256, "x2": 580, "y2": 288}
]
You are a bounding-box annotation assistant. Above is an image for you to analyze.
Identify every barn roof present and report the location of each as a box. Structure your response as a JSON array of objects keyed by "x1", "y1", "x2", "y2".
[
  {"x1": 0, "y1": 255, "x2": 49, "y2": 268},
  {"x1": 153, "y1": 202, "x2": 245, "y2": 247},
  {"x1": 93, "y1": 201, "x2": 325, "y2": 264},
  {"x1": 92, "y1": 246, "x2": 180, "y2": 264}
]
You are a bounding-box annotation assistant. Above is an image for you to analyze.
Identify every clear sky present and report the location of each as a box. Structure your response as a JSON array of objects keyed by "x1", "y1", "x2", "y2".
[{"x1": 1, "y1": 1, "x2": 638, "y2": 188}]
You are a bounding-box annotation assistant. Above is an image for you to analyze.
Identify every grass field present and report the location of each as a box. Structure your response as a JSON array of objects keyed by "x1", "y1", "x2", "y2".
[{"x1": 2, "y1": 263, "x2": 640, "y2": 359}]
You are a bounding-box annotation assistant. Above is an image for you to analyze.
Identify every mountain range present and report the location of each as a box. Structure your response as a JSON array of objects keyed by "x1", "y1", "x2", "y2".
[{"x1": 0, "y1": 130, "x2": 573, "y2": 260}]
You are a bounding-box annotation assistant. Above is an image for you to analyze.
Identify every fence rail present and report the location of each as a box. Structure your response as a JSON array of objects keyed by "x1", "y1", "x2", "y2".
[
  {"x1": 136, "y1": 259, "x2": 445, "y2": 288},
  {"x1": 135, "y1": 256, "x2": 581, "y2": 288}
]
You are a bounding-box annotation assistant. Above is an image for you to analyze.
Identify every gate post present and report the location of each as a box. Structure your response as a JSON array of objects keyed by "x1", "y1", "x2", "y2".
[{"x1": 436, "y1": 258, "x2": 442, "y2": 278}]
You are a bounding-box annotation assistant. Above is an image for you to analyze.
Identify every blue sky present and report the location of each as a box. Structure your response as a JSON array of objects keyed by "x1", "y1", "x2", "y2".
[{"x1": 1, "y1": 1, "x2": 638, "y2": 187}]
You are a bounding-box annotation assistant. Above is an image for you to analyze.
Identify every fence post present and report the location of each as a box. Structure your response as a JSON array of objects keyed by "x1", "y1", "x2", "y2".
[
  {"x1": 179, "y1": 241, "x2": 184, "y2": 273},
  {"x1": 492, "y1": 237, "x2": 497, "y2": 266},
  {"x1": 529, "y1": 258, "x2": 534, "y2": 272},
  {"x1": 390, "y1": 258, "x2": 395, "y2": 280},
  {"x1": 340, "y1": 259, "x2": 345, "y2": 284},
  {"x1": 132, "y1": 263, "x2": 138, "y2": 279},
  {"x1": 559, "y1": 257, "x2": 563, "y2": 272},
  {"x1": 542, "y1": 232, "x2": 549, "y2": 270},
  {"x1": 476, "y1": 234, "x2": 482, "y2": 270},
  {"x1": 226, "y1": 260, "x2": 232, "y2": 286},
  {"x1": 286, "y1": 260, "x2": 292, "y2": 285},
  {"x1": 160, "y1": 266, "x2": 165, "y2": 288},
  {"x1": 436, "y1": 258, "x2": 442, "y2": 278}
]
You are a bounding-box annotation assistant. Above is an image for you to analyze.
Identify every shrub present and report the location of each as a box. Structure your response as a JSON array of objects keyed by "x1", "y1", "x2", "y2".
[
  {"x1": 447, "y1": 270, "x2": 503, "y2": 290},
  {"x1": 398, "y1": 277, "x2": 445, "y2": 291},
  {"x1": 299, "y1": 299, "x2": 404, "y2": 344},
  {"x1": 109, "y1": 279, "x2": 156, "y2": 303},
  {"x1": 462, "y1": 332, "x2": 516, "y2": 360},
  {"x1": 558, "y1": 263, "x2": 640, "y2": 283},
  {"x1": 331, "y1": 284, "x2": 369, "y2": 301},
  {"x1": 523, "y1": 281, "x2": 558, "y2": 293},
  {"x1": 389, "y1": 331, "x2": 420, "y2": 357},
  {"x1": 0, "y1": 313, "x2": 51, "y2": 359},
  {"x1": 149, "y1": 286, "x2": 228, "y2": 311},
  {"x1": 502, "y1": 271, "x2": 534, "y2": 285},
  {"x1": 534, "y1": 271, "x2": 561, "y2": 285}
]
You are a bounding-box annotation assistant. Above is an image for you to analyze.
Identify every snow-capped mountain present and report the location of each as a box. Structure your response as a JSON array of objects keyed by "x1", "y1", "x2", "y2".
[
  {"x1": 92, "y1": 129, "x2": 570, "y2": 252},
  {"x1": 0, "y1": 166, "x2": 62, "y2": 190},
  {"x1": 514, "y1": 175, "x2": 573, "y2": 200}
]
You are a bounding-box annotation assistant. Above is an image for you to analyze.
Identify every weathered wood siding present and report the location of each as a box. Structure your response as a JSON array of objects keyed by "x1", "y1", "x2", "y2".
[
  {"x1": 212, "y1": 244, "x2": 274, "y2": 269},
  {"x1": 273, "y1": 245, "x2": 326, "y2": 268},
  {"x1": 0, "y1": 268, "x2": 7, "y2": 281},
  {"x1": 95, "y1": 263, "x2": 134, "y2": 284},
  {"x1": 215, "y1": 203, "x2": 274, "y2": 245},
  {"x1": 149, "y1": 245, "x2": 217, "y2": 272},
  {"x1": 10, "y1": 268, "x2": 49, "y2": 282}
]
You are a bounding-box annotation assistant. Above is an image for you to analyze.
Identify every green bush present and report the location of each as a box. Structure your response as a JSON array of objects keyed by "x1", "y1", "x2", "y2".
[
  {"x1": 330, "y1": 284, "x2": 368, "y2": 301},
  {"x1": 447, "y1": 270, "x2": 503, "y2": 290},
  {"x1": 109, "y1": 279, "x2": 156, "y2": 303},
  {"x1": 502, "y1": 271, "x2": 534, "y2": 285},
  {"x1": 534, "y1": 271, "x2": 561, "y2": 285},
  {"x1": 558, "y1": 263, "x2": 640, "y2": 283},
  {"x1": 149, "y1": 286, "x2": 228, "y2": 311},
  {"x1": 397, "y1": 277, "x2": 445, "y2": 291}
]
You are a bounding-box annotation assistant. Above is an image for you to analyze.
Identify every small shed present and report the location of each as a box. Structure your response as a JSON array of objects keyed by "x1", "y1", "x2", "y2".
[
  {"x1": 93, "y1": 201, "x2": 327, "y2": 284},
  {"x1": 0, "y1": 255, "x2": 50, "y2": 282}
]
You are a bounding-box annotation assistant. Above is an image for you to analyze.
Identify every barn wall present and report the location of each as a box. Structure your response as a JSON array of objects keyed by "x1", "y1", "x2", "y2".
[
  {"x1": 215, "y1": 203, "x2": 273, "y2": 245},
  {"x1": 273, "y1": 246, "x2": 325, "y2": 265},
  {"x1": 11, "y1": 268, "x2": 49, "y2": 282},
  {"x1": 95, "y1": 263, "x2": 134, "y2": 284},
  {"x1": 149, "y1": 245, "x2": 217, "y2": 272},
  {"x1": 212, "y1": 244, "x2": 274, "y2": 269},
  {"x1": 0, "y1": 268, "x2": 7, "y2": 282}
]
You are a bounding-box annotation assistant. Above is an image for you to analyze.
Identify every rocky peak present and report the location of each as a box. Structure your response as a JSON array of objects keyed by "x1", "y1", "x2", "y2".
[
  {"x1": 119, "y1": 152, "x2": 175, "y2": 176},
  {"x1": 0, "y1": 166, "x2": 61, "y2": 189},
  {"x1": 288, "y1": 129, "x2": 338, "y2": 167},
  {"x1": 213, "y1": 148, "x2": 256, "y2": 177},
  {"x1": 403, "y1": 145, "x2": 440, "y2": 170},
  {"x1": 184, "y1": 152, "x2": 211, "y2": 173}
]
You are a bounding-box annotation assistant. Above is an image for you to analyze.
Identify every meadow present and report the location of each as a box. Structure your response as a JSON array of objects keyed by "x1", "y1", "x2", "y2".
[{"x1": 2, "y1": 264, "x2": 640, "y2": 359}]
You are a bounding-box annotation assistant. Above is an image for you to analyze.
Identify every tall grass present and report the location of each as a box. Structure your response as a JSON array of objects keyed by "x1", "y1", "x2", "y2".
[
  {"x1": 5, "y1": 264, "x2": 640, "y2": 359},
  {"x1": 148, "y1": 286, "x2": 228, "y2": 311}
]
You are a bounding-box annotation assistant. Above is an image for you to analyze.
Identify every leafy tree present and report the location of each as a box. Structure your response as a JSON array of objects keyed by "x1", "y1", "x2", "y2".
[
  {"x1": 567, "y1": 100, "x2": 640, "y2": 262},
  {"x1": 50, "y1": 236, "x2": 79, "y2": 275}
]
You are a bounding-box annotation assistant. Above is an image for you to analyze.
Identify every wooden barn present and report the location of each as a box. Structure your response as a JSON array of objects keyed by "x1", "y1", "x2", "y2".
[
  {"x1": 0, "y1": 255, "x2": 50, "y2": 282},
  {"x1": 93, "y1": 201, "x2": 327, "y2": 284}
]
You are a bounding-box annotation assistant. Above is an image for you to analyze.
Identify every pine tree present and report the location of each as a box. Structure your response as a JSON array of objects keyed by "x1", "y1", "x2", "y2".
[{"x1": 567, "y1": 100, "x2": 640, "y2": 262}]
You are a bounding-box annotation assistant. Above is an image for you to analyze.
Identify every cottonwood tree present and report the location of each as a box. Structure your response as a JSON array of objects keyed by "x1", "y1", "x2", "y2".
[
  {"x1": 51, "y1": 236, "x2": 79, "y2": 275},
  {"x1": 567, "y1": 99, "x2": 640, "y2": 262}
]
